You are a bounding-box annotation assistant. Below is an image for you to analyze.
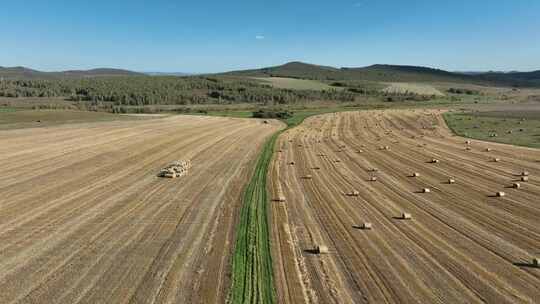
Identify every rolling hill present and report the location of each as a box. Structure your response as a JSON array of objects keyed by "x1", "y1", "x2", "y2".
[
  {"x1": 224, "y1": 61, "x2": 540, "y2": 87},
  {"x1": 0, "y1": 66, "x2": 143, "y2": 79}
]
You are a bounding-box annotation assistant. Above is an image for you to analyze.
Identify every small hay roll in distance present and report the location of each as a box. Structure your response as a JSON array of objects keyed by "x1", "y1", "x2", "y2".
[
  {"x1": 303, "y1": 174, "x2": 313, "y2": 180},
  {"x1": 512, "y1": 182, "x2": 521, "y2": 189},
  {"x1": 314, "y1": 245, "x2": 329, "y2": 254},
  {"x1": 274, "y1": 196, "x2": 286, "y2": 202},
  {"x1": 486, "y1": 148, "x2": 492, "y2": 152},
  {"x1": 412, "y1": 172, "x2": 420, "y2": 177},
  {"x1": 369, "y1": 176, "x2": 378, "y2": 182},
  {"x1": 348, "y1": 190, "x2": 360, "y2": 197},
  {"x1": 521, "y1": 176, "x2": 529, "y2": 182},
  {"x1": 431, "y1": 159, "x2": 440, "y2": 164},
  {"x1": 448, "y1": 178, "x2": 456, "y2": 184},
  {"x1": 521, "y1": 171, "x2": 530, "y2": 176},
  {"x1": 496, "y1": 191, "x2": 506, "y2": 197},
  {"x1": 466, "y1": 147, "x2": 472, "y2": 151},
  {"x1": 493, "y1": 158, "x2": 501, "y2": 162},
  {"x1": 465, "y1": 140, "x2": 472, "y2": 145},
  {"x1": 422, "y1": 188, "x2": 431, "y2": 193},
  {"x1": 360, "y1": 222, "x2": 372, "y2": 230},
  {"x1": 289, "y1": 161, "x2": 295, "y2": 165},
  {"x1": 401, "y1": 213, "x2": 412, "y2": 220}
]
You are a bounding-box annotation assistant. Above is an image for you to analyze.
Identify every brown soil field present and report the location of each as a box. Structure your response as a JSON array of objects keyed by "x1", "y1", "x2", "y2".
[
  {"x1": 0, "y1": 115, "x2": 282, "y2": 304},
  {"x1": 270, "y1": 109, "x2": 540, "y2": 303}
]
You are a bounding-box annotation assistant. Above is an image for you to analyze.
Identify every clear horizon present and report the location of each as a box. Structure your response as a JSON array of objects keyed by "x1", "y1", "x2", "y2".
[{"x1": 1, "y1": 0, "x2": 539, "y2": 73}]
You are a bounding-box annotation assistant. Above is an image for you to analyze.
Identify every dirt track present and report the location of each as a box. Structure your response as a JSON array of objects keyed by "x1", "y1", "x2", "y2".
[
  {"x1": 0, "y1": 115, "x2": 281, "y2": 304},
  {"x1": 270, "y1": 110, "x2": 540, "y2": 303}
]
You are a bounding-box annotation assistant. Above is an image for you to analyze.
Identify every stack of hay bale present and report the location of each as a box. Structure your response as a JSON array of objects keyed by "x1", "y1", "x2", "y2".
[{"x1": 158, "y1": 160, "x2": 192, "y2": 178}]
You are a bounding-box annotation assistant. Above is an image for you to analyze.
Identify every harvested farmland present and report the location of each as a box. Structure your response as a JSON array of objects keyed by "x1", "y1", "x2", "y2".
[
  {"x1": 0, "y1": 115, "x2": 281, "y2": 304},
  {"x1": 251, "y1": 77, "x2": 339, "y2": 91},
  {"x1": 382, "y1": 82, "x2": 445, "y2": 96},
  {"x1": 269, "y1": 109, "x2": 540, "y2": 303}
]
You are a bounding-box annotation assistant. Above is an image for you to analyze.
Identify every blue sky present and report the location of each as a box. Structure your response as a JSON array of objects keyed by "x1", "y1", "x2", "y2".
[{"x1": 1, "y1": 0, "x2": 539, "y2": 73}]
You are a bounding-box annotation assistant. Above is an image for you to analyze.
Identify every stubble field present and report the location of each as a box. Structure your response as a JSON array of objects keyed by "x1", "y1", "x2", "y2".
[
  {"x1": 270, "y1": 109, "x2": 540, "y2": 303},
  {"x1": 0, "y1": 114, "x2": 281, "y2": 304}
]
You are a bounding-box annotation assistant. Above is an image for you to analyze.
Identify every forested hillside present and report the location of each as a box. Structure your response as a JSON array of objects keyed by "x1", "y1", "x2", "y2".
[
  {"x1": 225, "y1": 61, "x2": 540, "y2": 87},
  {"x1": 0, "y1": 76, "x2": 358, "y2": 111}
]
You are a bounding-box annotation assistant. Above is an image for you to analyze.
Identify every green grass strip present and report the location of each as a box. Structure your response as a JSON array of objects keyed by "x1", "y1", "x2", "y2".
[
  {"x1": 230, "y1": 130, "x2": 280, "y2": 304},
  {"x1": 230, "y1": 109, "x2": 356, "y2": 303}
]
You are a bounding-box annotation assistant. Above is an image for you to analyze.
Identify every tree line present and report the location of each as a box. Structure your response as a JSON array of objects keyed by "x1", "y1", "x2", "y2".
[{"x1": 0, "y1": 76, "x2": 357, "y2": 109}]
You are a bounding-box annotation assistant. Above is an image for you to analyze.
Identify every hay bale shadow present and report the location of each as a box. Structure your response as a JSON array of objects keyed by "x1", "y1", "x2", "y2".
[{"x1": 513, "y1": 262, "x2": 537, "y2": 268}]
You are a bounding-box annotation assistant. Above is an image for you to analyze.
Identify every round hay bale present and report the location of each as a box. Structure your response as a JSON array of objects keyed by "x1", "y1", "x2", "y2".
[
  {"x1": 369, "y1": 176, "x2": 377, "y2": 182},
  {"x1": 493, "y1": 158, "x2": 501, "y2": 162},
  {"x1": 422, "y1": 188, "x2": 431, "y2": 193},
  {"x1": 521, "y1": 171, "x2": 530, "y2": 176},
  {"x1": 486, "y1": 148, "x2": 492, "y2": 152},
  {"x1": 401, "y1": 213, "x2": 412, "y2": 220},
  {"x1": 274, "y1": 196, "x2": 286, "y2": 202},
  {"x1": 412, "y1": 172, "x2": 420, "y2": 177},
  {"x1": 289, "y1": 161, "x2": 295, "y2": 165},
  {"x1": 448, "y1": 178, "x2": 456, "y2": 184},
  {"x1": 314, "y1": 245, "x2": 329, "y2": 254},
  {"x1": 496, "y1": 191, "x2": 506, "y2": 197},
  {"x1": 465, "y1": 140, "x2": 472, "y2": 145},
  {"x1": 303, "y1": 175, "x2": 313, "y2": 180},
  {"x1": 512, "y1": 182, "x2": 521, "y2": 189},
  {"x1": 360, "y1": 222, "x2": 372, "y2": 230},
  {"x1": 521, "y1": 176, "x2": 529, "y2": 182},
  {"x1": 348, "y1": 190, "x2": 360, "y2": 197},
  {"x1": 431, "y1": 159, "x2": 440, "y2": 164}
]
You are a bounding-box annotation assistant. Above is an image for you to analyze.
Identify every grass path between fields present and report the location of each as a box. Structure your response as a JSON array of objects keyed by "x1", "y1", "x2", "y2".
[{"x1": 229, "y1": 109, "x2": 329, "y2": 304}]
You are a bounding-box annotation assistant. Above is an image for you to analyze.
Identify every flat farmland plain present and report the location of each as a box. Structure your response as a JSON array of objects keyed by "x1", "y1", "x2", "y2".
[
  {"x1": 270, "y1": 110, "x2": 540, "y2": 303},
  {"x1": 0, "y1": 115, "x2": 281, "y2": 304}
]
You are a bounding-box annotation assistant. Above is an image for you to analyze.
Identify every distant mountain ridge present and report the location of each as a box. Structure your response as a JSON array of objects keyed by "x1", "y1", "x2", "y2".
[
  {"x1": 0, "y1": 66, "x2": 143, "y2": 79},
  {"x1": 224, "y1": 61, "x2": 540, "y2": 87}
]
